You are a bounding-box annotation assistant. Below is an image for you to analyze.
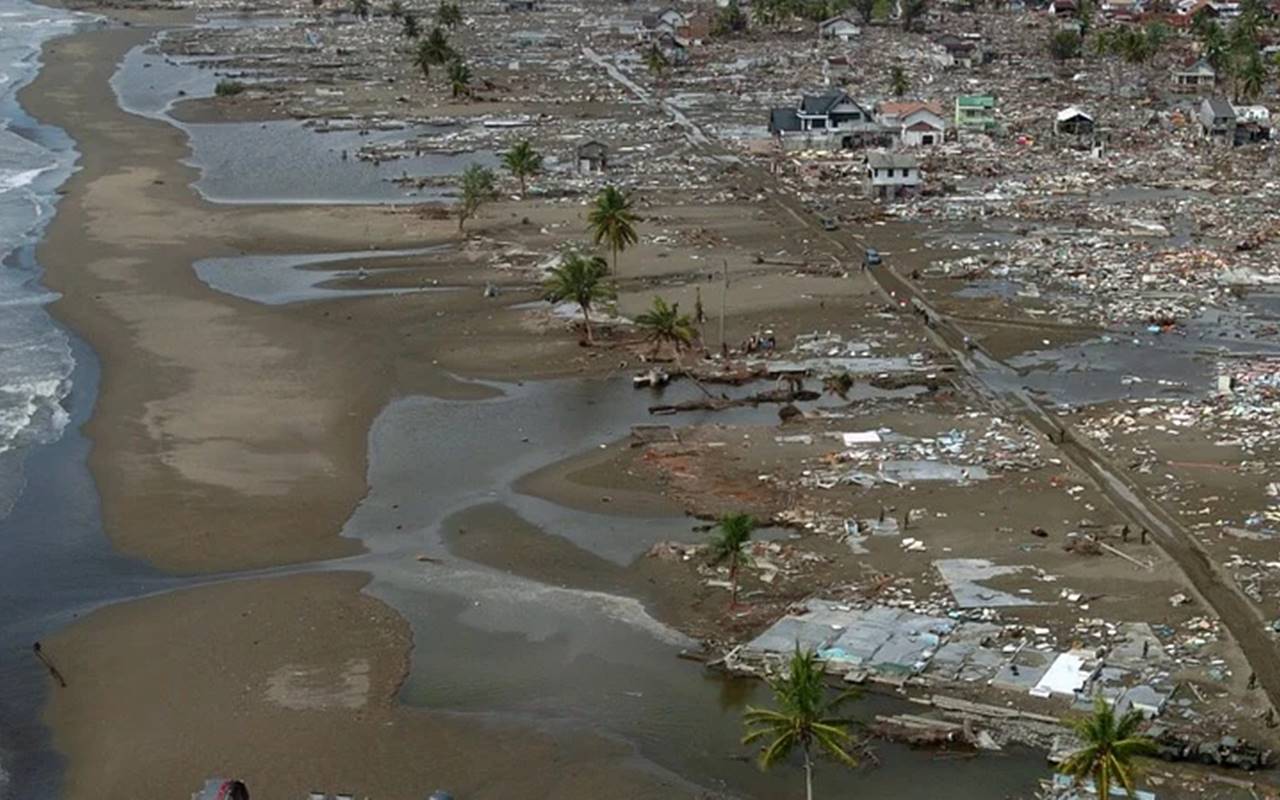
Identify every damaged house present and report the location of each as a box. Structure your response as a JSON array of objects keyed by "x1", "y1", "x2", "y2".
[
  {"x1": 768, "y1": 89, "x2": 892, "y2": 150},
  {"x1": 864, "y1": 151, "x2": 922, "y2": 199},
  {"x1": 1172, "y1": 58, "x2": 1217, "y2": 92},
  {"x1": 1199, "y1": 96, "x2": 1236, "y2": 143},
  {"x1": 877, "y1": 100, "x2": 948, "y2": 146},
  {"x1": 1054, "y1": 105, "x2": 1095, "y2": 137},
  {"x1": 935, "y1": 33, "x2": 985, "y2": 68},
  {"x1": 955, "y1": 93, "x2": 997, "y2": 132},
  {"x1": 1233, "y1": 104, "x2": 1271, "y2": 143},
  {"x1": 817, "y1": 15, "x2": 861, "y2": 40}
]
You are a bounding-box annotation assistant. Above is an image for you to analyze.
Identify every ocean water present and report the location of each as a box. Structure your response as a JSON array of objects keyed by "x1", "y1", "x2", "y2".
[{"x1": 0, "y1": 1, "x2": 83, "y2": 519}]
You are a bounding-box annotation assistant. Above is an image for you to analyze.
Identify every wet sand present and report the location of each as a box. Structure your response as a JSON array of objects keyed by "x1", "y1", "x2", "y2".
[
  {"x1": 21, "y1": 19, "x2": 702, "y2": 800},
  {"x1": 43, "y1": 572, "x2": 687, "y2": 800}
]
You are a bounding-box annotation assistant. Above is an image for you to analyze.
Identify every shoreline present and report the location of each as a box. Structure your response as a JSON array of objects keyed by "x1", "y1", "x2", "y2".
[{"x1": 17, "y1": 13, "x2": 705, "y2": 800}]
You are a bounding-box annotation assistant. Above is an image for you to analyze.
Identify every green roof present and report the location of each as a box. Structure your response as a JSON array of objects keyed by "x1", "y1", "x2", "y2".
[{"x1": 956, "y1": 94, "x2": 995, "y2": 107}]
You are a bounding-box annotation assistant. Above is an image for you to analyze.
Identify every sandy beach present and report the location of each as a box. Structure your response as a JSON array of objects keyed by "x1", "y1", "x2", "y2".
[{"x1": 21, "y1": 19, "x2": 702, "y2": 800}]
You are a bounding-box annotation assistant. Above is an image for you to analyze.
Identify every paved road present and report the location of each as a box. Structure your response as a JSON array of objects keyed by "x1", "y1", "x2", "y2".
[{"x1": 587, "y1": 47, "x2": 1280, "y2": 716}]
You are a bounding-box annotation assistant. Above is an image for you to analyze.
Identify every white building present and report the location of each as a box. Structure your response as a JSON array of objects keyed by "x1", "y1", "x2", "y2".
[
  {"x1": 864, "y1": 151, "x2": 921, "y2": 199},
  {"x1": 817, "y1": 15, "x2": 861, "y2": 40},
  {"x1": 877, "y1": 100, "x2": 947, "y2": 146}
]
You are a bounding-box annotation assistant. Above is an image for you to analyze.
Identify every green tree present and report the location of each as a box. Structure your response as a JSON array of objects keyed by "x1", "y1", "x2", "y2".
[
  {"x1": 456, "y1": 164, "x2": 497, "y2": 232},
  {"x1": 1237, "y1": 48, "x2": 1267, "y2": 100},
  {"x1": 1078, "y1": 0, "x2": 1096, "y2": 37},
  {"x1": 437, "y1": 1, "x2": 463, "y2": 28},
  {"x1": 853, "y1": 0, "x2": 875, "y2": 22},
  {"x1": 448, "y1": 59, "x2": 472, "y2": 98},
  {"x1": 1058, "y1": 698, "x2": 1156, "y2": 800},
  {"x1": 543, "y1": 250, "x2": 615, "y2": 343},
  {"x1": 708, "y1": 513, "x2": 756, "y2": 607},
  {"x1": 742, "y1": 647, "x2": 859, "y2": 800},
  {"x1": 1050, "y1": 29, "x2": 1082, "y2": 60},
  {"x1": 753, "y1": 0, "x2": 780, "y2": 25},
  {"x1": 901, "y1": 0, "x2": 928, "y2": 32},
  {"x1": 419, "y1": 26, "x2": 454, "y2": 70},
  {"x1": 388, "y1": 0, "x2": 404, "y2": 18},
  {"x1": 645, "y1": 45, "x2": 669, "y2": 85},
  {"x1": 402, "y1": 11, "x2": 420, "y2": 37},
  {"x1": 587, "y1": 185, "x2": 639, "y2": 275},
  {"x1": 351, "y1": 0, "x2": 371, "y2": 19},
  {"x1": 635, "y1": 296, "x2": 696, "y2": 356},
  {"x1": 889, "y1": 65, "x2": 910, "y2": 96},
  {"x1": 501, "y1": 140, "x2": 543, "y2": 194},
  {"x1": 713, "y1": 0, "x2": 749, "y2": 35},
  {"x1": 1200, "y1": 20, "x2": 1230, "y2": 76}
]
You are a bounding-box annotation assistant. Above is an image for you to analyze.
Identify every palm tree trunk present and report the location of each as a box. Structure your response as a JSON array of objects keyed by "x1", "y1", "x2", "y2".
[
  {"x1": 581, "y1": 304, "x2": 593, "y2": 343},
  {"x1": 611, "y1": 244, "x2": 619, "y2": 277},
  {"x1": 803, "y1": 744, "x2": 814, "y2": 800},
  {"x1": 728, "y1": 557, "x2": 738, "y2": 608}
]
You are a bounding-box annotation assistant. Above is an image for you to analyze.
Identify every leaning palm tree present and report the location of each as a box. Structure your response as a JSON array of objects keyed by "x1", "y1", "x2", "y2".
[
  {"x1": 543, "y1": 251, "x2": 614, "y2": 343},
  {"x1": 634, "y1": 296, "x2": 695, "y2": 357},
  {"x1": 1058, "y1": 697, "x2": 1156, "y2": 799},
  {"x1": 502, "y1": 140, "x2": 543, "y2": 194},
  {"x1": 743, "y1": 647, "x2": 859, "y2": 800},
  {"x1": 447, "y1": 59, "x2": 472, "y2": 99},
  {"x1": 708, "y1": 513, "x2": 755, "y2": 607},
  {"x1": 587, "y1": 185, "x2": 639, "y2": 276}
]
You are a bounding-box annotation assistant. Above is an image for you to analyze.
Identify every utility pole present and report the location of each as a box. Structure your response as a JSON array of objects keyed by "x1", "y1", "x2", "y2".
[{"x1": 719, "y1": 258, "x2": 730, "y2": 357}]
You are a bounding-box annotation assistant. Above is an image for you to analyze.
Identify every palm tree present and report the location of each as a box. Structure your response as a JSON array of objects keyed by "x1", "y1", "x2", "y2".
[
  {"x1": 420, "y1": 26, "x2": 454, "y2": 67},
  {"x1": 645, "y1": 45, "x2": 669, "y2": 93},
  {"x1": 587, "y1": 185, "x2": 639, "y2": 276},
  {"x1": 448, "y1": 59, "x2": 472, "y2": 99},
  {"x1": 502, "y1": 140, "x2": 543, "y2": 194},
  {"x1": 543, "y1": 251, "x2": 615, "y2": 343},
  {"x1": 1238, "y1": 49, "x2": 1267, "y2": 101},
  {"x1": 1058, "y1": 697, "x2": 1156, "y2": 799},
  {"x1": 351, "y1": 0, "x2": 371, "y2": 19},
  {"x1": 388, "y1": 0, "x2": 404, "y2": 18},
  {"x1": 437, "y1": 0, "x2": 463, "y2": 28},
  {"x1": 889, "y1": 65, "x2": 910, "y2": 97},
  {"x1": 635, "y1": 296, "x2": 696, "y2": 357},
  {"x1": 402, "y1": 11, "x2": 420, "y2": 38},
  {"x1": 456, "y1": 164, "x2": 497, "y2": 232},
  {"x1": 708, "y1": 513, "x2": 755, "y2": 607},
  {"x1": 742, "y1": 647, "x2": 859, "y2": 800}
]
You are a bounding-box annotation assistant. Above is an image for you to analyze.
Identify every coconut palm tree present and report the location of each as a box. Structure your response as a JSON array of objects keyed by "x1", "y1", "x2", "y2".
[
  {"x1": 402, "y1": 11, "x2": 420, "y2": 38},
  {"x1": 742, "y1": 647, "x2": 859, "y2": 800},
  {"x1": 448, "y1": 59, "x2": 472, "y2": 98},
  {"x1": 889, "y1": 65, "x2": 910, "y2": 97},
  {"x1": 420, "y1": 26, "x2": 454, "y2": 68},
  {"x1": 708, "y1": 513, "x2": 756, "y2": 607},
  {"x1": 1237, "y1": 49, "x2": 1268, "y2": 101},
  {"x1": 502, "y1": 140, "x2": 543, "y2": 194},
  {"x1": 437, "y1": 0, "x2": 463, "y2": 28},
  {"x1": 1058, "y1": 697, "x2": 1156, "y2": 799},
  {"x1": 456, "y1": 163, "x2": 497, "y2": 232},
  {"x1": 543, "y1": 251, "x2": 614, "y2": 343},
  {"x1": 646, "y1": 45, "x2": 669, "y2": 87},
  {"x1": 635, "y1": 296, "x2": 695, "y2": 357},
  {"x1": 587, "y1": 185, "x2": 639, "y2": 276}
]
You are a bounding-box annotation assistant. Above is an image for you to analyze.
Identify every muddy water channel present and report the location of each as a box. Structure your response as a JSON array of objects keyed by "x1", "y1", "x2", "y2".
[{"x1": 327, "y1": 376, "x2": 1048, "y2": 798}]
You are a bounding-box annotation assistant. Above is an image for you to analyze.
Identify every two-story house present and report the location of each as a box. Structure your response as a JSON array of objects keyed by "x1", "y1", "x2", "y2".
[
  {"x1": 768, "y1": 89, "x2": 891, "y2": 149},
  {"x1": 955, "y1": 94, "x2": 997, "y2": 132},
  {"x1": 864, "y1": 152, "x2": 922, "y2": 199}
]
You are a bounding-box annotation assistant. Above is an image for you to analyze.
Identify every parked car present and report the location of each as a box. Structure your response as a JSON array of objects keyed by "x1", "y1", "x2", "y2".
[
  {"x1": 820, "y1": 216, "x2": 838, "y2": 231},
  {"x1": 864, "y1": 247, "x2": 882, "y2": 267}
]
